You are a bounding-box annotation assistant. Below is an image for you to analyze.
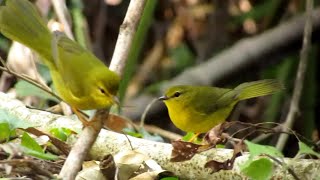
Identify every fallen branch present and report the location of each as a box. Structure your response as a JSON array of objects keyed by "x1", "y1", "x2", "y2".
[{"x1": 0, "y1": 92, "x2": 319, "y2": 179}]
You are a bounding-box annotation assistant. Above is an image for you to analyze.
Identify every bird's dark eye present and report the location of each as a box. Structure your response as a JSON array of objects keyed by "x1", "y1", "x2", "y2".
[
  {"x1": 99, "y1": 88, "x2": 106, "y2": 94},
  {"x1": 173, "y1": 91, "x2": 181, "y2": 97}
]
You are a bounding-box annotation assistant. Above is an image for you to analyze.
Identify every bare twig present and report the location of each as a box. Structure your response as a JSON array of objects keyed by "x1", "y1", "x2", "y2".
[
  {"x1": 59, "y1": 1, "x2": 147, "y2": 179},
  {"x1": 0, "y1": 159, "x2": 56, "y2": 178},
  {"x1": 0, "y1": 56, "x2": 62, "y2": 101},
  {"x1": 140, "y1": 98, "x2": 158, "y2": 128},
  {"x1": 138, "y1": 124, "x2": 183, "y2": 141},
  {"x1": 262, "y1": 154, "x2": 300, "y2": 180},
  {"x1": 59, "y1": 109, "x2": 107, "y2": 180},
  {"x1": 229, "y1": 122, "x2": 291, "y2": 138},
  {"x1": 51, "y1": 0, "x2": 74, "y2": 39},
  {"x1": 276, "y1": 0, "x2": 314, "y2": 151},
  {"x1": 252, "y1": 125, "x2": 283, "y2": 143},
  {"x1": 109, "y1": 0, "x2": 147, "y2": 76}
]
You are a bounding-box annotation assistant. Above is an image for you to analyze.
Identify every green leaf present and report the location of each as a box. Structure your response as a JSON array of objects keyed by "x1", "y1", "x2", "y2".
[
  {"x1": 21, "y1": 132, "x2": 58, "y2": 160},
  {"x1": 122, "y1": 128, "x2": 143, "y2": 138},
  {"x1": 36, "y1": 63, "x2": 52, "y2": 82},
  {"x1": 123, "y1": 128, "x2": 164, "y2": 142},
  {"x1": 0, "y1": 109, "x2": 32, "y2": 129},
  {"x1": 49, "y1": 127, "x2": 73, "y2": 141},
  {"x1": 0, "y1": 122, "x2": 11, "y2": 142},
  {"x1": 0, "y1": 35, "x2": 10, "y2": 51},
  {"x1": 160, "y1": 177, "x2": 179, "y2": 180},
  {"x1": 297, "y1": 141, "x2": 320, "y2": 158},
  {"x1": 240, "y1": 141, "x2": 281, "y2": 180},
  {"x1": 182, "y1": 132, "x2": 201, "y2": 144},
  {"x1": 245, "y1": 140, "x2": 283, "y2": 158},
  {"x1": 216, "y1": 144, "x2": 225, "y2": 148},
  {"x1": 139, "y1": 128, "x2": 164, "y2": 142},
  {"x1": 182, "y1": 132, "x2": 196, "y2": 141},
  {"x1": 21, "y1": 132, "x2": 43, "y2": 153},
  {"x1": 22, "y1": 147, "x2": 58, "y2": 160},
  {"x1": 241, "y1": 157, "x2": 273, "y2": 180},
  {"x1": 14, "y1": 80, "x2": 58, "y2": 102},
  {"x1": 169, "y1": 43, "x2": 195, "y2": 72}
]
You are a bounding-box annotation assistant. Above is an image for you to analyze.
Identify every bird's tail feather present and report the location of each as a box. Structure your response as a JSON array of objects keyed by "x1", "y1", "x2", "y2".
[
  {"x1": 0, "y1": 0, "x2": 53, "y2": 66},
  {"x1": 236, "y1": 79, "x2": 284, "y2": 100}
]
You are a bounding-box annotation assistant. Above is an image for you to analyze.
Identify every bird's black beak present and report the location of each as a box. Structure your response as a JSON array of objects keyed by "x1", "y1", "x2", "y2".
[{"x1": 158, "y1": 95, "x2": 168, "y2": 101}]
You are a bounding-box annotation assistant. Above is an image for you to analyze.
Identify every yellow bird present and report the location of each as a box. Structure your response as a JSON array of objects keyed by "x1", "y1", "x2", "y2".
[
  {"x1": 159, "y1": 79, "x2": 283, "y2": 133},
  {"x1": 0, "y1": 0, "x2": 120, "y2": 110}
]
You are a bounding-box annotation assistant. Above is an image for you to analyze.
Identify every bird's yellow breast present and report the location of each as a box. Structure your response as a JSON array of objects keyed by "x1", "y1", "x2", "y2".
[{"x1": 164, "y1": 100, "x2": 235, "y2": 133}]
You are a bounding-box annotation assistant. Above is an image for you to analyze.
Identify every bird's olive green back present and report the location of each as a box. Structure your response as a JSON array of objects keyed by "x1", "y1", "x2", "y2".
[{"x1": 51, "y1": 32, "x2": 115, "y2": 97}]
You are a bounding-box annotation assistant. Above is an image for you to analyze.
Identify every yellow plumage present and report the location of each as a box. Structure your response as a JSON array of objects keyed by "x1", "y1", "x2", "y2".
[
  {"x1": 0, "y1": 0, "x2": 120, "y2": 110},
  {"x1": 160, "y1": 79, "x2": 284, "y2": 133}
]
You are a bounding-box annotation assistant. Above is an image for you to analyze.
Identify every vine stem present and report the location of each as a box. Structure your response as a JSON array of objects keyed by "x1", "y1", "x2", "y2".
[{"x1": 276, "y1": 0, "x2": 314, "y2": 151}]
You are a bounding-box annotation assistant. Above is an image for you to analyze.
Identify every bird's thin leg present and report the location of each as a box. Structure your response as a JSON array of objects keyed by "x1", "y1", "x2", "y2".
[
  {"x1": 188, "y1": 133, "x2": 201, "y2": 142},
  {"x1": 72, "y1": 107, "x2": 90, "y2": 127}
]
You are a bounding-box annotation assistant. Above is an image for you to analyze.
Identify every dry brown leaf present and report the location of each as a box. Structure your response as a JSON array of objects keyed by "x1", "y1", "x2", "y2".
[
  {"x1": 204, "y1": 122, "x2": 230, "y2": 146},
  {"x1": 103, "y1": 114, "x2": 132, "y2": 133},
  {"x1": 99, "y1": 154, "x2": 117, "y2": 179},
  {"x1": 170, "y1": 140, "x2": 201, "y2": 162},
  {"x1": 205, "y1": 141, "x2": 244, "y2": 173}
]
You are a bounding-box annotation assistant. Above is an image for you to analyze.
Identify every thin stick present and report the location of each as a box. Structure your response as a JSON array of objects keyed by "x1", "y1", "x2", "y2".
[
  {"x1": 138, "y1": 124, "x2": 183, "y2": 140},
  {"x1": 252, "y1": 125, "x2": 282, "y2": 143},
  {"x1": 109, "y1": 0, "x2": 147, "y2": 76},
  {"x1": 59, "y1": 109, "x2": 107, "y2": 180},
  {"x1": 51, "y1": 0, "x2": 74, "y2": 39},
  {"x1": 276, "y1": 0, "x2": 314, "y2": 151},
  {"x1": 0, "y1": 56, "x2": 62, "y2": 101},
  {"x1": 262, "y1": 154, "x2": 300, "y2": 180},
  {"x1": 123, "y1": 133, "x2": 134, "y2": 150},
  {"x1": 140, "y1": 98, "x2": 158, "y2": 128},
  {"x1": 0, "y1": 159, "x2": 55, "y2": 178}
]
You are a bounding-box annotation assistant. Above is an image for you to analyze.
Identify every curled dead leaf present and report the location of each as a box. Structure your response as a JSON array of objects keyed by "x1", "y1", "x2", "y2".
[
  {"x1": 204, "y1": 122, "x2": 230, "y2": 146},
  {"x1": 100, "y1": 154, "x2": 117, "y2": 180}
]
